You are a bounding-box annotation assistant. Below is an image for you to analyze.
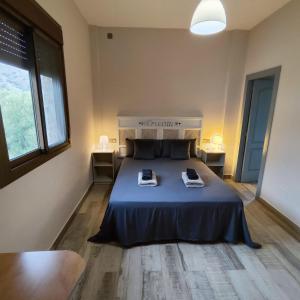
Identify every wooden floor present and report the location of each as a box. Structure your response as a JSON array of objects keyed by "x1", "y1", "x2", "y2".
[{"x1": 56, "y1": 181, "x2": 300, "y2": 300}]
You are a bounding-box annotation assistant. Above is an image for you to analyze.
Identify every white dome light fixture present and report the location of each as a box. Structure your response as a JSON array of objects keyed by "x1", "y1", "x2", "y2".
[{"x1": 190, "y1": 0, "x2": 227, "y2": 36}]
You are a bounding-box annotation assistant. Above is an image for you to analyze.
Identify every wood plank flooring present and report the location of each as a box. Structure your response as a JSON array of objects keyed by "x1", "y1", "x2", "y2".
[{"x1": 57, "y1": 182, "x2": 300, "y2": 300}]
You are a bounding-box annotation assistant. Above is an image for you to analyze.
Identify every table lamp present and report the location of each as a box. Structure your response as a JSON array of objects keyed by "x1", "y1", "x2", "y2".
[
  {"x1": 210, "y1": 134, "x2": 224, "y2": 152},
  {"x1": 99, "y1": 135, "x2": 109, "y2": 151}
]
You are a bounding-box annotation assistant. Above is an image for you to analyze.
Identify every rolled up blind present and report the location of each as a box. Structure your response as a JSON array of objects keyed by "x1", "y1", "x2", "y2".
[
  {"x1": 0, "y1": 10, "x2": 30, "y2": 68},
  {"x1": 0, "y1": 0, "x2": 63, "y2": 45}
]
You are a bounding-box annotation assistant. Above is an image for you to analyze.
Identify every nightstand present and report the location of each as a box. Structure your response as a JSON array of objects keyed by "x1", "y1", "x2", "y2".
[
  {"x1": 92, "y1": 151, "x2": 115, "y2": 184},
  {"x1": 200, "y1": 150, "x2": 225, "y2": 178}
]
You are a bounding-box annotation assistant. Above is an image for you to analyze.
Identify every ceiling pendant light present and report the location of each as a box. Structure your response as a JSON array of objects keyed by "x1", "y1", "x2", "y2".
[{"x1": 190, "y1": 0, "x2": 227, "y2": 36}]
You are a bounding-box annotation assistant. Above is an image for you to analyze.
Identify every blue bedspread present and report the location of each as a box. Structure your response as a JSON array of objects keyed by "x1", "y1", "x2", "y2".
[{"x1": 89, "y1": 158, "x2": 260, "y2": 248}]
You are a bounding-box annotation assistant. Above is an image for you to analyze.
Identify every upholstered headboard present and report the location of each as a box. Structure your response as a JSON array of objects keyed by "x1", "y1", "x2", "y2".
[{"x1": 118, "y1": 116, "x2": 202, "y2": 157}]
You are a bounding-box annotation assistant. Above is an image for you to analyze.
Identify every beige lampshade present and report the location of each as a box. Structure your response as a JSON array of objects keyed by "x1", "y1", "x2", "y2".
[
  {"x1": 209, "y1": 134, "x2": 224, "y2": 152},
  {"x1": 210, "y1": 134, "x2": 223, "y2": 145},
  {"x1": 99, "y1": 135, "x2": 109, "y2": 151}
]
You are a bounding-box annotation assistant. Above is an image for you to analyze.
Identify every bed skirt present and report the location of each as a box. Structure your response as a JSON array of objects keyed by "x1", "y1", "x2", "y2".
[{"x1": 89, "y1": 201, "x2": 261, "y2": 249}]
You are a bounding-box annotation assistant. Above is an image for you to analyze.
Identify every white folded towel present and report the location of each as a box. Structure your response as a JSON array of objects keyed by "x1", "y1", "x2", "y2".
[
  {"x1": 182, "y1": 172, "x2": 205, "y2": 188},
  {"x1": 138, "y1": 171, "x2": 158, "y2": 187}
]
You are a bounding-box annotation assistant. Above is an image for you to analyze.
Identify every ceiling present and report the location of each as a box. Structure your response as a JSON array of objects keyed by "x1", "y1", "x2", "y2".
[{"x1": 73, "y1": 0, "x2": 291, "y2": 30}]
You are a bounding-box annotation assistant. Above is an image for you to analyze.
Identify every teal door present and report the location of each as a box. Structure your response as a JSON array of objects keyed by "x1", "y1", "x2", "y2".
[{"x1": 241, "y1": 79, "x2": 274, "y2": 183}]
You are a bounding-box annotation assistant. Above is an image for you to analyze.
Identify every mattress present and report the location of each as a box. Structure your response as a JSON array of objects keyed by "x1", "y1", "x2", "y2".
[{"x1": 89, "y1": 158, "x2": 260, "y2": 248}]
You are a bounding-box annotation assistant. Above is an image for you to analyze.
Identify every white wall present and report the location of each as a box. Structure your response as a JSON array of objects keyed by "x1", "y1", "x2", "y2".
[
  {"x1": 244, "y1": 0, "x2": 300, "y2": 226},
  {"x1": 0, "y1": 0, "x2": 95, "y2": 252},
  {"x1": 222, "y1": 31, "x2": 249, "y2": 175},
  {"x1": 90, "y1": 27, "x2": 248, "y2": 173}
]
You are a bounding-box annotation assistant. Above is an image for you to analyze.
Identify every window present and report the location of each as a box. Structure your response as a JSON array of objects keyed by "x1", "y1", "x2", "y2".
[
  {"x1": 0, "y1": 62, "x2": 39, "y2": 160},
  {"x1": 36, "y1": 34, "x2": 67, "y2": 147},
  {"x1": 0, "y1": 2, "x2": 70, "y2": 188}
]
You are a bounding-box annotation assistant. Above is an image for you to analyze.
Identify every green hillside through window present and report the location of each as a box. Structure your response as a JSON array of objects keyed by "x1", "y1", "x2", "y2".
[{"x1": 0, "y1": 62, "x2": 39, "y2": 160}]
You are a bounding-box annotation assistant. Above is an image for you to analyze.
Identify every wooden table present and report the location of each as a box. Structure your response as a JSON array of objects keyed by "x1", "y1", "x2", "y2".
[{"x1": 0, "y1": 250, "x2": 86, "y2": 300}]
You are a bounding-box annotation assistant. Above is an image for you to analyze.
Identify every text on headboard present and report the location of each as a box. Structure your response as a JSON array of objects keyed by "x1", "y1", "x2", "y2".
[{"x1": 138, "y1": 120, "x2": 182, "y2": 128}]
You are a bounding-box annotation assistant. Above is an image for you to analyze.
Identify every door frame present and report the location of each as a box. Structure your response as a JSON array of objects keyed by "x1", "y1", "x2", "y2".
[{"x1": 235, "y1": 66, "x2": 281, "y2": 197}]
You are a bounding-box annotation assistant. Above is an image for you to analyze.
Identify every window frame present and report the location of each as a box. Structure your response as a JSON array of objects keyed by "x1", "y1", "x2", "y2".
[{"x1": 0, "y1": 1, "x2": 70, "y2": 188}]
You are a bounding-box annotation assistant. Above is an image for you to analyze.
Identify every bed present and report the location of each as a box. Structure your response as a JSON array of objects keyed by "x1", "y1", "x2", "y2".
[{"x1": 89, "y1": 157, "x2": 260, "y2": 248}]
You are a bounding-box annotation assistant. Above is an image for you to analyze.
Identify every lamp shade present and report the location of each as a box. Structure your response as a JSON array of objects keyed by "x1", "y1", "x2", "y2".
[
  {"x1": 190, "y1": 0, "x2": 227, "y2": 35},
  {"x1": 99, "y1": 135, "x2": 109, "y2": 151},
  {"x1": 209, "y1": 134, "x2": 224, "y2": 152},
  {"x1": 210, "y1": 134, "x2": 223, "y2": 145}
]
